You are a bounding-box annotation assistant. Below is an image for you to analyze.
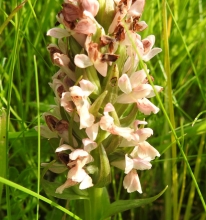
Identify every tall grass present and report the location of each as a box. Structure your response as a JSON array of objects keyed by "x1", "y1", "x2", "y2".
[{"x1": 0, "y1": 0, "x2": 206, "y2": 219}]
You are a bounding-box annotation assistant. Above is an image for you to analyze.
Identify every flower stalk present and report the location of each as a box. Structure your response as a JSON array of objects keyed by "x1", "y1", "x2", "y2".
[{"x1": 40, "y1": 0, "x2": 164, "y2": 217}]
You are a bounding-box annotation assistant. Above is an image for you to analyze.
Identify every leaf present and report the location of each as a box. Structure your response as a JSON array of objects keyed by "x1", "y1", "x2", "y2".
[
  {"x1": 89, "y1": 90, "x2": 108, "y2": 117},
  {"x1": 102, "y1": 64, "x2": 119, "y2": 106},
  {"x1": 101, "y1": 186, "x2": 168, "y2": 219},
  {"x1": 0, "y1": 0, "x2": 27, "y2": 34},
  {"x1": 42, "y1": 179, "x2": 88, "y2": 200},
  {"x1": 105, "y1": 135, "x2": 123, "y2": 155},
  {"x1": 94, "y1": 145, "x2": 111, "y2": 187},
  {"x1": 120, "y1": 104, "x2": 138, "y2": 127}
]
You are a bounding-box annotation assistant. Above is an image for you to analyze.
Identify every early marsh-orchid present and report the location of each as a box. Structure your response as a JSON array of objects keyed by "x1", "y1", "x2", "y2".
[{"x1": 42, "y1": 0, "x2": 162, "y2": 203}]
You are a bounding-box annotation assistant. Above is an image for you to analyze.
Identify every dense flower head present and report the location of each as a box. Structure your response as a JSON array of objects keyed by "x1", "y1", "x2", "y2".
[{"x1": 42, "y1": 0, "x2": 162, "y2": 195}]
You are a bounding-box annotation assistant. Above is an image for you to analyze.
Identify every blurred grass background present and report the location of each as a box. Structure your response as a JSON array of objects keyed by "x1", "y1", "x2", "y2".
[{"x1": 0, "y1": 0, "x2": 206, "y2": 219}]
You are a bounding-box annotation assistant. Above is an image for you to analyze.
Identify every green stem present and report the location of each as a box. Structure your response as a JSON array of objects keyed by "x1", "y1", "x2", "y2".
[
  {"x1": 87, "y1": 187, "x2": 104, "y2": 220},
  {"x1": 34, "y1": 55, "x2": 40, "y2": 220},
  {"x1": 83, "y1": 199, "x2": 91, "y2": 220},
  {"x1": 184, "y1": 134, "x2": 205, "y2": 220},
  {"x1": 0, "y1": 108, "x2": 6, "y2": 205},
  {"x1": 162, "y1": 1, "x2": 178, "y2": 219}
]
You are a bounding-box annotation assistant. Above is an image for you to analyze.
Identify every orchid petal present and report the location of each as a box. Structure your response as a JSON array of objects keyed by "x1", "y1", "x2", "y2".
[
  {"x1": 94, "y1": 60, "x2": 107, "y2": 77},
  {"x1": 53, "y1": 53, "x2": 70, "y2": 67},
  {"x1": 69, "y1": 149, "x2": 89, "y2": 160},
  {"x1": 104, "y1": 103, "x2": 115, "y2": 113},
  {"x1": 133, "y1": 120, "x2": 148, "y2": 128},
  {"x1": 146, "y1": 86, "x2": 163, "y2": 98},
  {"x1": 108, "y1": 11, "x2": 124, "y2": 34},
  {"x1": 129, "y1": 69, "x2": 147, "y2": 88},
  {"x1": 113, "y1": 126, "x2": 134, "y2": 141},
  {"x1": 74, "y1": 18, "x2": 96, "y2": 35},
  {"x1": 79, "y1": 174, "x2": 94, "y2": 189},
  {"x1": 85, "y1": 123, "x2": 99, "y2": 141},
  {"x1": 117, "y1": 84, "x2": 152, "y2": 103},
  {"x1": 133, "y1": 157, "x2": 152, "y2": 170},
  {"x1": 61, "y1": 92, "x2": 73, "y2": 111},
  {"x1": 79, "y1": 105, "x2": 95, "y2": 129},
  {"x1": 125, "y1": 154, "x2": 134, "y2": 174},
  {"x1": 47, "y1": 27, "x2": 70, "y2": 38},
  {"x1": 79, "y1": 79, "x2": 95, "y2": 96},
  {"x1": 99, "y1": 114, "x2": 114, "y2": 131},
  {"x1": 143, "y1": 48, "x2": 162, "y2": 61},
  {"x1": 82, "y1": 138, "x2": 97, "y2": 152},
  {"x1": 118, "y1": 74, "x2": 132, "y2": 94},
  {"x1": 128, "y1": 0, "x2": 145, "y2": 17},
  {"x1": 142, "y1": 35, "x2": 155, "y2": 53},
  {"x1": 68, "y1": 166, "x2": 87, "y2": 182},
  {"x1": 123, "y1": 170, "x2": 142, "y2": 193},
  {"x1": 55, "y1": 144, "x2": 74, "y2": 152},
  {"x1": 81, "y1": 0, "x2": 99, "y2": 17},
  {"x1": 135, "y1": 141, "x2": 160, "y2": 160},
  {"x1": 74, "y1": 54, "x2": 93, "y2": 68},
  {"x1": 134, "y1": 21, "x2": 148, "y2": 31},
  {"x1": 139, "y1": 129, "x2": 153, "y2": 142},
  {"x1": 55, "y1": 179, "x2": 77, "y2": 194},
  {"x1": 137, "y1": 98, "x2": 159, "y2": 115}
]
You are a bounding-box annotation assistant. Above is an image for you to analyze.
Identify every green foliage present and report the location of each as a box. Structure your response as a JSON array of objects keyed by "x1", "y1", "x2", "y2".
[
  {"x1": 101, "y1": 186, "x2": 168, "y2": 219},
  {"x1": 0, "y1": 0, "x2": 206, "y2": 219}
]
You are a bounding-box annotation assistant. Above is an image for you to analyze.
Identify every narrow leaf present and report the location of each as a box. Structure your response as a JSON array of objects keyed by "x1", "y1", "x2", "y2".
[
  {"x1": 0, "y1": 177, "x2": 82, "y2": 220},
  {"x1": 0, "y1": 0, "x2": 27, "y2": 34},
  {"x1": 89, "y1": 90, "x2": 108, "y2": 117},
  {"x1": 120, "y1": 104, "x2": 138, "y2": 127},
  {"x1": 101, "y1": 186, "x2": 168, "y2": 219},
  {"x1": 94, "y1": 144, "x2": 111, "y2": 187}
]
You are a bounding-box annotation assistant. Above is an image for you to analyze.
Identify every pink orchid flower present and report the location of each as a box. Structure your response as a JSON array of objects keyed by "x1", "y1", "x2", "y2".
[
  {"x1": 125, "y1": 153, "x2": 152, "y2": 174},
  {"x1": 120, "y1": 120, "x2": 153, "y2": 147},
  {"x1": 85, "y1": 122, "x2": 99, "y2": 141},
  {"x1": 133, "y1": 141, "x2": 160, "y2": 160},
  {"x1": 108, "y1": 0, "x2": 145, "y2": 34},
  {"x1": 137, "y1": 97, "x2": 159, "y2": 115},
  {"x1": 117, "y1": 70, "x2": 162, "y2": 114},
  {"x1": 99, "y1": 103, "x2": 134, "y2": 141},
  {"x1": 74, "y1": 35, "x2": 118, "y2": 77},
  {"x1": 74, "y1": 35, "x2": 108, "y2": 77},
  {"x1": 47, "y1": 43, "x2": 76, "y2": 81},
  {"x1": 61, "y1": 79, "x2": 95, "y2": 129},
  {"x1": 55, "y1": 143, "x2": 96, "y2": 193},
  {"x1": 122, "y1": 32, "x2": 162, "y2": 74},
  {"x1": 123, "y1": 169, "x2": 142, "y2": 193}
]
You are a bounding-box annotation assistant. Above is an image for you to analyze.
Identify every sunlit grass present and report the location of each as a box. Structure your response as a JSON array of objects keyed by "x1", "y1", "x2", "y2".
[{"x1": 0, "y1": 0, "x2": 206, "y2": 219}]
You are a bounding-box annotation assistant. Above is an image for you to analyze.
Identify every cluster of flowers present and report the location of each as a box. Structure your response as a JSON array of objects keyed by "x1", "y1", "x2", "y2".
[{"x1": 41, "y1": 0, "x2": 162, "y2": 194}]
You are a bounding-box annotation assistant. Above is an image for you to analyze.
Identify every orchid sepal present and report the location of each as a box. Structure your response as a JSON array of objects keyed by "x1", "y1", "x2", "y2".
[
  {"x1": 84, "y1": 65, "x2": 101, "y2": 96},
  {"x1": 119, "y1": 104, "x2": 138, "y2": 127},
  {"x1": 89, "y1": 90, "x2": 108, "y2": 117},
  {"x1": 69, "y1": 36, "x2": 83, "y2": 57},
  {"x1": 102, "y1": 64, "x2": 119, "y2": 106},
  {"x1": 92, "y1": 144, "x2": 111, "y2": 187}
]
